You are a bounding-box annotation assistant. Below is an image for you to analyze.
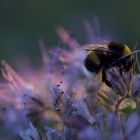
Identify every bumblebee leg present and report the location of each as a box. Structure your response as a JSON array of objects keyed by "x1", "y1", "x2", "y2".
[
  {"x1": 102, "y1": 70, "x2": 112, "y2": 88},
  {"x1": 102, "y1": 70, "x2": 119, "y2": 95},
  {"x1": 119, "y1": 67, "x2": 123, "y2": 76}
]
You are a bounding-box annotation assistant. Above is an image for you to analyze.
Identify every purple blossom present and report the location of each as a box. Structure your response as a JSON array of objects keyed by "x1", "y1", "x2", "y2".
[{"x1": 0, "y1": 18, "x2": 140, "y2": 140}]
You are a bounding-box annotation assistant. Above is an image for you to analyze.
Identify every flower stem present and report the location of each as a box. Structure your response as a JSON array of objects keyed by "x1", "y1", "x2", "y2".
[{"x1": 114, "y1": 97, "x2": 126, "y2": 140}]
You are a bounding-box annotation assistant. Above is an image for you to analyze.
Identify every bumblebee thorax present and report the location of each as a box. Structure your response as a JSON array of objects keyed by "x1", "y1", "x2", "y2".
[{"x1": 122, "y1": 44, "x2": 131, "y2": 55}]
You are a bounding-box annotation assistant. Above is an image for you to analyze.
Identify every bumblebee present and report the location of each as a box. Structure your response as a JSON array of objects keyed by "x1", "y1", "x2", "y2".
[{"x1": 83, "y1": 41, "x2": 135, "y2": 88}]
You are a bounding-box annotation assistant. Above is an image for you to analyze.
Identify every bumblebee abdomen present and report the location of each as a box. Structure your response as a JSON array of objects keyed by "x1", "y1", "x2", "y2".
[{"x1": 84, "y1": 51, "x2": 101, "y2": 73}]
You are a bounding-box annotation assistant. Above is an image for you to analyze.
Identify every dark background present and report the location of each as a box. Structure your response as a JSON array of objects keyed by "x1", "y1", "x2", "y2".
[{"x1": 0, "y1": 0, "x2": 140, "y2": 65}]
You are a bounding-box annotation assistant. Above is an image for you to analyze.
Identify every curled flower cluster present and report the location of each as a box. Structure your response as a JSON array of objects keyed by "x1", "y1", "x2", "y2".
[{"x1": 0, "y1": 19, "x2": 140, "y2": 140}]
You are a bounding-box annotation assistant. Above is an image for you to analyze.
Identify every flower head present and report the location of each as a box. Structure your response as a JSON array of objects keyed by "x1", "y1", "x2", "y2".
[{"x1": 0, "y1": 18, "x2": 140, "y2": 140}]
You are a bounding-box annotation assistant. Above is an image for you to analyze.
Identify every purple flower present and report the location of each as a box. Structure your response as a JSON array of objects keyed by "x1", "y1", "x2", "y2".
[
  {"x1": 20, "y1": 122, "x2": 44, "y2": 140},
  {"x1": 0, "y1": 18, "x2": 140, "y2": 140}
]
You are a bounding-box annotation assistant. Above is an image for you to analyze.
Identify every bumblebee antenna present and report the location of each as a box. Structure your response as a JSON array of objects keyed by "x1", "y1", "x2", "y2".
[
  {"x1": 133, "y1": 42, "x2": 140, "y2": 73},
  {"x1": 111, "y1": 50, "x2": 140, "y2": 66},
  {"x1": 133, "y1": 42, "x2": 138, "y2": 51},
  {"x1": 120, "y1": 50, "x2": 140, "y2": 59}
]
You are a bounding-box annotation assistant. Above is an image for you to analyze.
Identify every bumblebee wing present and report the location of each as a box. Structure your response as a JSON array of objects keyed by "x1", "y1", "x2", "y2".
[
  {"x1": 81, "y1": 44, "x2": 108, "y2": 51},
  {"x1": 81, "y1": 44, "x2": 115, "y2": 53}
]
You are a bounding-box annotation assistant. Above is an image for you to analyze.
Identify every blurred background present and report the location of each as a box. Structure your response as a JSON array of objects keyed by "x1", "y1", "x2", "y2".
[
  {"x1": 0, "y1": 0, "x2": 140, "y2": 139},
  {"x1": 0, "y1": 0, "x2": 140, "y2": 66}
]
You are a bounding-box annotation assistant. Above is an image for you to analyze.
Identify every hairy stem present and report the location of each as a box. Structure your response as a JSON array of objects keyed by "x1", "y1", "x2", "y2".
[{"x1": 114, "y1": 97, "x2": 127, "y2": 140}]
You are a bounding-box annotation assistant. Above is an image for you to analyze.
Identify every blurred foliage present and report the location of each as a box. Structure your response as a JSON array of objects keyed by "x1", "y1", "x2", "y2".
[{"x1": 0, "y1": 0, "x2": 140, "y2": 65}]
